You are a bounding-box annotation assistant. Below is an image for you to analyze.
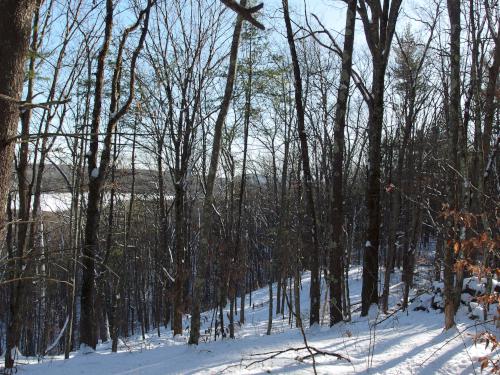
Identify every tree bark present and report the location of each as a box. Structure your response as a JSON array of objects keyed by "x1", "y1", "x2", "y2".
[
  {"x1": 444, "y1": 0, "x2": 461, "y2": 330},
  {"x1": 361, "y1": 70, "x2": 385, "y2": 315},
  {"x1": 80, "y1": 0, "x2": 114, "y2": 349},
  {"x1": 329, "y1": 0, "x2": 356, "y2": 326},
  {"x1": 0, "y1": 0, "x2": 36, "y2": 244},
  {"x1": 357, "y1": 0, "x2": 402, "y2": 317},
  {"x1": 3, "y1": 1, "x2": 38, "y2": 367}
]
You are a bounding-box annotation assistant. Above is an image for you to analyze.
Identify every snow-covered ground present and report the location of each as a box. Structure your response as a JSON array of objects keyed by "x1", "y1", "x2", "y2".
[{"x1": 9, "y1": 268, "x2": 498, "y2": 374}]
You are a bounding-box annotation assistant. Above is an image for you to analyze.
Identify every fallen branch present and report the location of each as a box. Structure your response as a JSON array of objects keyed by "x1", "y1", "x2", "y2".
[
  {"x1": 284, "y1": 291, "x2": 318, "y2": 373},
  {"x1": 298, "y1": 346, "x2": 351, "y2": 362},
  {"x1": 241, "y1": 288, "x2": 350, "y2": 373},
  {"x1": 244, "y1": 345, "x2": 350, "y2": 369}
]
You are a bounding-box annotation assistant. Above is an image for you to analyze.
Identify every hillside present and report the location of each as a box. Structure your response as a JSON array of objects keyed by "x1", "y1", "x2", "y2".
[{"x1": 13, "y1": 268, "x2": 495, "y2": 374}]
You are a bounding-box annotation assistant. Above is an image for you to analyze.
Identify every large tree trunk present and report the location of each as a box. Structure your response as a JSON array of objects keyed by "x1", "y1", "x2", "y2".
[
  {"x1": 361, "y1": 70, "x2": 385, "y2": 316},
  {"x1": 357, "y1": 0, "x2": 402, "y2": 317},
  {"x1": 444, "y1": 0, "x2": 461, "y2": 331},
  {"x1": 0, "y1": 0, "x2": 36, "y2": 242},
  {"x1": 80, "y1": 0, "x2": 114, "y2": 349},
  {"x1": 172, "y1": 182, "x2": 186, "y2": 336},
  {"x1": 3, "y1": 1, "x2": 38, "y2": 368},
  {"x1": 481, "y1": 21, "x2": 499, "y2": 190},
  {"x1": 329, "y1": 0, "x2": 356, "y2": 326}
]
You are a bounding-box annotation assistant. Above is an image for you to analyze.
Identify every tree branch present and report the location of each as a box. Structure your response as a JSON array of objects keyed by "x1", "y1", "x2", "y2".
[
  {"x1": 0, "y1": 93, "x2": 70, "y2": 110},
  {"x1": 221, "y1": 0, "x2": 265, "y2": 30}
]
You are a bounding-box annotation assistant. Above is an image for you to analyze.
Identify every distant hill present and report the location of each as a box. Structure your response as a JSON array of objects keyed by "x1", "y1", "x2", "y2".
[
  {"x1": 13, "y1": 165, "x2": 174, "y2": 195},
  {"x1": 11, "y1": 164, "x2": 270, "y2": 197}
]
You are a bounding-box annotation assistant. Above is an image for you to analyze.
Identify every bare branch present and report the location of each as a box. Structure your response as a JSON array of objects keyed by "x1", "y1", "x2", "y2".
[
  {"x1": 0, "y1": 93, "x2": 70, "y2": 110},
  {"x1": 221, "y1": 0, "x2": 265, "y2": 30}
]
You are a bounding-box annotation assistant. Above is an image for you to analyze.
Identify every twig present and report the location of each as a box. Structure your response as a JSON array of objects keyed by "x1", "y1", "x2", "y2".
[
  {"x1": 0, "y1": 93, "x2": 70, "y2": 110},
  {"x1": 284, "y1": 285, "x2": 317, "y2": 373},
  {"x1": 240, "y1": 285, "x2": 351, "y2": 373},
  {"x1": 244, "y1": 345, "x2": 350, "y2": 369}
]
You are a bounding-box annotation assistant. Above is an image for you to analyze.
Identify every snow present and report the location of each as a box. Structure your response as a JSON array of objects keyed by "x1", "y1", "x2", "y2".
[
  {"x1": 77, "y1": 344, "x2": 95, "y2": 355},
  {"x1": 8, "y1": 268, "x2": 498, "y2": 374},
  {"x1": 40, "y1": 193, "x2": 73, "y2": 212},
  {"x1": 367, "y1": 303, "x2": 379, "y2": 322},
  {"x1": 91, "y1": 168, "x2": 99, "y2": 179},
  {"x1": 11, "y1": 193, "x2": 175, "y2": 213},
  {"x1": 464, "y1": 276, "x2": 486, "y2": 294}
]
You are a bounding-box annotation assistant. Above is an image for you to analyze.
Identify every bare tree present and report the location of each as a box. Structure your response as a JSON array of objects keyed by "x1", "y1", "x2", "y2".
[
  {"x1": 329, "y1": 0, "x2": 357, "y2": 326},
  {"x1": 357, "y1": 0, "x2": 402, "y2": 317},
  {"x1": 443, "y1": 0, "x2": 461, "y2": 331},
  {"x1": 0, "y1": 0, "x2": 37, "y2": 246},
  {"x1": 282, "y1": 0, "x2": 322, "y2": 326},
  {"x1": 80, "y1": 0, "x2": 153, "y2": 349},
  {"x1": 188, "y1": 0, "x2": 263, "y2": 345}
]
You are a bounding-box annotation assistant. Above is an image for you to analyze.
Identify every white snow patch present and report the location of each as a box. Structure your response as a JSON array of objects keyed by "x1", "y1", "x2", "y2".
[
  {"x1": 77, "y1": 344, "x2": 95, "y2": 355},
  {"x1": 367, "y1": 303, "x2": 379, "y2": 323}
]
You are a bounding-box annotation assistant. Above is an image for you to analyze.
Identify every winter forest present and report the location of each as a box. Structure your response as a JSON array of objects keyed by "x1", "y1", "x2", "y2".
[{"x1": 0, "y1": 0, "x2": 498, "y2": 373}]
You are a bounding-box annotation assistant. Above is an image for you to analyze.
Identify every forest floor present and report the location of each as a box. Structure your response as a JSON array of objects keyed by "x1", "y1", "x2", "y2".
[{"x1": 11, "y1": 267, "x2": 498, "y2": 374}]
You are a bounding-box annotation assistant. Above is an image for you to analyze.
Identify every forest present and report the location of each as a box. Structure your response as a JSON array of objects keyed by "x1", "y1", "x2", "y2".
[{"x1": 0, "y1": 0, "x2": 498, "y2": 373}]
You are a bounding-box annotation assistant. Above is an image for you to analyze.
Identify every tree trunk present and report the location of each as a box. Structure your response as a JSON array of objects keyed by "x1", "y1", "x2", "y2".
[
  {"x1": 357, "y1": 0, "x2": 402, "y2": 317},
  {"x1": 282, "y1": 0, "x2": 321, "y2": 326},
  {"x1": 361, "y1": 71, "x2": 385, "y2": 315},
  {"x1": 294, "y1": 267, "x2": 302, "y2": 328},
  {"x1": 188, "y1": 1, "x2": 247, "y2": 345},
  {"x1": 444, "y1": 0, "x2": 461, "y2": 330},
  {"x1": 80, "y1": 0, "x2": 114, "y2": 349},
  {"x1": 173, "y1": 183, "x2": 186, "y2": 336},
  {"x1": 267, "y1": 268, "x2": 273, "y2": 335},
  {"x1": 329, "y1": 0, "x2": 356, "y2": 326},
  {"x1": 0, "y1": 0, "x2": 36, "y2": 244},
  {"x1": 3, "y1": 2, "x2": 38, "y2": 367}
]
